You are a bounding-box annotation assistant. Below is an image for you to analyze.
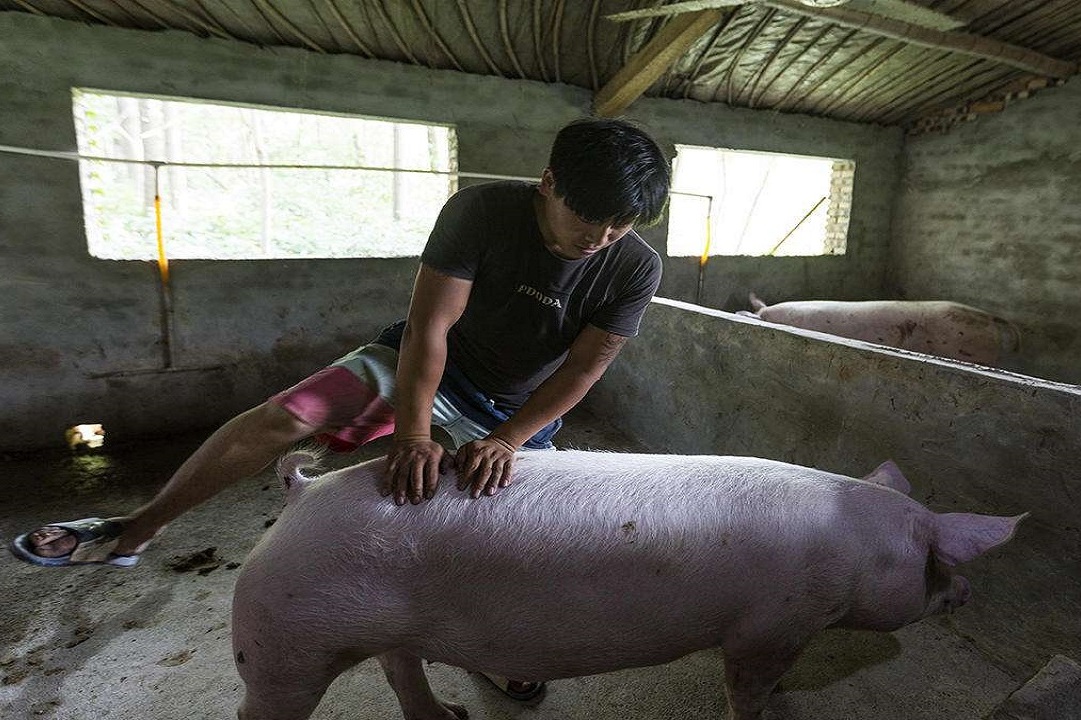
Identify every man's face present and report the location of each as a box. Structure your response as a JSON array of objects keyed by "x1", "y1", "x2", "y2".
[{"x1": 536, "y1": 169, "x2": 634, "y2": 260}]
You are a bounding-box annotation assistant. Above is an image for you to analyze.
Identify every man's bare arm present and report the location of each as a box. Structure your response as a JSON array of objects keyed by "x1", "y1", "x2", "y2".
[
  {"x1": 383, "y1": 264, "x2": 472, "y2": 505},
  {"x1": 456, "y1": 325, "x2": 629, "y2": 498}
]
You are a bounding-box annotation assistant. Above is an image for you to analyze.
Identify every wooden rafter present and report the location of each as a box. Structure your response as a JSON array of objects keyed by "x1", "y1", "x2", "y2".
[
  {"x1": 778, "y1": 28, "x2": 859, "y2": 110},
  {"x1": 498, "y1": 0, "x2": 528, "y2": 79},
  {"x1": 455, "y1": 0, "x2": 502, "y2": 75},
  {"x1": 587, "y1": 0, "x2": 602, "y2": 90},
  {"x1": 848, "y1": 52, "x2": 966, "y2": 121},
  {"x1": 532, "y1": 0, "x2": 550, "y2": 83},
  {"x1": 594, "y1": 8, "x2": 724, "y2": 117},
  {"x1": 372, "y1": 0, "x2": 419, "y2": 65},
  {"x1": 324, "y1": 0, "x2": 375, "y2": 58},
  {"x1": 765, "y1": 0, "x2": 1076, "y2": 78},
  {"x1": 605, "y1": 0, "x2": 1077, "y2": 79},
  {"x1": 815, "y1": 40, "x2": 904, "y2": 115},
  {"x1": 744, "y1": 15, "x2": 808, "y2": 107},
  {"x1": 245, "y1": 0, "x2": 290, "y2": 45},
  {"x1": 726, "y1": 7, "x2": 776, "y2": 105},
  {"x1": 682, "y1": 11, "x2": 738, "y2": 99},
  {"x1": 877, "y1": 57, "x2": 985, "y2": 124},
  {"x1": 605, "y1": 0, "x2": 742, "y2": 23},
  {"x1": 550, "y1": 0, "x2": 566, "y2": 83},
  {"x1": 410, "y1": 0, "x2": 464, "y2": 72}
]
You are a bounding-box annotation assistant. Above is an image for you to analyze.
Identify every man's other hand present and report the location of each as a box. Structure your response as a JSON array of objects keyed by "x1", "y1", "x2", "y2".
[
  {"x1": 383, "y1": 438, "x2": 448, "y2": 505},
  {"x1": 456, "y1": 436, "x2": 517, "y2": 498}
]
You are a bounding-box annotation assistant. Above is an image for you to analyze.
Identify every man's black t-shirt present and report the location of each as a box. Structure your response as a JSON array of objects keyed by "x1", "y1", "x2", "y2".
[{"x1": 421, "y1": 181, "x2": 662, "y2": 407}]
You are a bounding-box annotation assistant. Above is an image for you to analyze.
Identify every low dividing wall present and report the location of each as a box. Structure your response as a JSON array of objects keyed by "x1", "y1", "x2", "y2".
[{"x1": 587, "y1": 297, "x2": 1080, "y2": 529}]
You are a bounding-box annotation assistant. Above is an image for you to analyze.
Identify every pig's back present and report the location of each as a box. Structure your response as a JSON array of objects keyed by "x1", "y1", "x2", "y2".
[
  {"x1": 282, "y1": 451, "x2": 860, "y2": 550},
  {"x1": 254, "y1": 451, "x2": 915, "y2": 573}
]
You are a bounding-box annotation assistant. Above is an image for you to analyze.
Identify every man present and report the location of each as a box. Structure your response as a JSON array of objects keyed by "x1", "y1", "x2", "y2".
[{"x1": 12, "y1": 116, "x2": 671, "y2": 698}]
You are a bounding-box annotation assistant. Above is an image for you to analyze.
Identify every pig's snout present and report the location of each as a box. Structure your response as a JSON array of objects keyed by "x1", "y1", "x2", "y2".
[
  {"x1": 937, "y1": 575, "x2": 972, "y2": 615},
  {"x1": 923, "y1": 574, "x2": 972, "y2": 620},
  {"x1": 950, "y1": 575, "x2": 972, "y2": 608}
]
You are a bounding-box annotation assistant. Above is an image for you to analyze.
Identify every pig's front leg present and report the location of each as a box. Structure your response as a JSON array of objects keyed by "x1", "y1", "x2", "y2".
[
  {"x1": 378, "y1": 649, "x2": 468, "y2": 720},
  {"x1": 722, "y1": 643, "x2": 804, "y2": 720}
]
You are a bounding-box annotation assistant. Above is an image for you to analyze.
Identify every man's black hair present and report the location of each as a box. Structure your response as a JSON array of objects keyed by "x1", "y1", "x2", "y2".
[{"x1": 547, "y1": 117, "x2": 671, "y2": 228}]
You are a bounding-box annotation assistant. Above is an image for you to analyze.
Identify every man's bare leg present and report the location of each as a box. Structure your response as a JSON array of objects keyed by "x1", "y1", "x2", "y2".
[{"x1": 27, "y1": 402, "x2": 319, "y2": 558}]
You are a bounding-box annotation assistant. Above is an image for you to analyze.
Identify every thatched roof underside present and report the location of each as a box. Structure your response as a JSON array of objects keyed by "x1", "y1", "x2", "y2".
[{"x1": 2, "y1": 0, "x2": 1078, "y2": 131}]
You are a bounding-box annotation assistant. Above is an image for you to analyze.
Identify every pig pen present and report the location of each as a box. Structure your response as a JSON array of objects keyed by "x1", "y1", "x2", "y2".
[{"x1": 2, "y1": 298, "x2": 1079, "y2": 720}]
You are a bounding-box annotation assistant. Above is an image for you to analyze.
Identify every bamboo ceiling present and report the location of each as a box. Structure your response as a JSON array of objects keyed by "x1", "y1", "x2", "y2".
[{"x1": 2, "y1": 0, "x2": 1078, "y2": 131}]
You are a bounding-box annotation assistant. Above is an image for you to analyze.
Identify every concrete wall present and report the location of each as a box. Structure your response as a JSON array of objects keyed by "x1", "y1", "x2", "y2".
[
  {"x1": 0, "y1": 12, "x2": 901, "y2": 451},
  {"x1": 587, "y1": 298, "x2": 1080, "y2": 530},
  {"x1": 891, "y1": 80, "x2": 1081, "y2": 384}
]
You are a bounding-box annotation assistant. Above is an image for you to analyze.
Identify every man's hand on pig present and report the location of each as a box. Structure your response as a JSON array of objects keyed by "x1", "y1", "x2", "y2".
[
  {"x1": 382, "y1": 438, "x2": 448, "y2": 505},
  {"x1": 455, "y1": 435, "x2": 517, "y2": 498}
]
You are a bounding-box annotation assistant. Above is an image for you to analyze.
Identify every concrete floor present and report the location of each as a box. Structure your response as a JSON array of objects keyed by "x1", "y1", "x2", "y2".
[{"x1": 1, "y1": 406, "x2": 1077, "y2": 720}]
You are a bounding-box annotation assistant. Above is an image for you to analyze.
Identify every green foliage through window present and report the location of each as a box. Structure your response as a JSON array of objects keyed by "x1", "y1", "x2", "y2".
[{"x1": 72, "y1": 89, "x2": 457, "y2": 259}]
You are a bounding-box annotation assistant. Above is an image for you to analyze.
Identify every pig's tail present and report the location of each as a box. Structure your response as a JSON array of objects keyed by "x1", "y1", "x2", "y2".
[{"x1": 276, "y1": 444, "x2": 325, "y2": 487}]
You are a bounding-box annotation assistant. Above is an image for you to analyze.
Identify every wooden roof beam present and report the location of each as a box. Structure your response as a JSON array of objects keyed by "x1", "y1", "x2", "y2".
[
  {"x1": 764, "y1": 0, "x2": 1076, "y2": 78},
  {"x1": 606, "y1": 1, "x2": 1076, "y2": 79},
  {"x1": 593, "y1": 8, "x2": 724, "y2": 117}
]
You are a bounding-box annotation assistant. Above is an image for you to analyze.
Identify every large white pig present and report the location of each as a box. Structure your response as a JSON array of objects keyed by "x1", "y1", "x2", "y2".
[
  {"x1": 745, "y1": 293, "x2": 1020, "y2": 366},
  {"x1": 231, "y1": 450, "x2": 1024, "y2": 720}
]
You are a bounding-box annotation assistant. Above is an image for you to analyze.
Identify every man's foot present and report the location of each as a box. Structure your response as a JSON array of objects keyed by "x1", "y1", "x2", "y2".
[
  {"x1": 9, "y1": 517, "x2": 141, "y2": 567},
  {"x1": 478, "y1": 672, "x2": 546, "y2": 701}
]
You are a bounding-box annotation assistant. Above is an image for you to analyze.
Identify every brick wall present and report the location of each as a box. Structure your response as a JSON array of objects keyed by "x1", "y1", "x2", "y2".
[{"x1": 891, "y1": 79, "x2": 1081, "y2": 384}]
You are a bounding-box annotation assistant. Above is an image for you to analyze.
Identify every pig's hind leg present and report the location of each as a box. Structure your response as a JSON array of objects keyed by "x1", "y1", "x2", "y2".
[
  {"x1": 235, "y1": 647, "x2": 358, "y2": 720},
  {"x1": 721, "y1": 642, "x2": 805, "y2": 720},
  {"x1": 378, "y1": 649, "x2": 468, "y2": 720}
]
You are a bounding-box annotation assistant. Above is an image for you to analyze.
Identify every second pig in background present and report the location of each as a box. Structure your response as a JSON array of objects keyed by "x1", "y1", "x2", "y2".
[{"x1": 743, "y1": 293, "x2": 1020, "y2": 367}]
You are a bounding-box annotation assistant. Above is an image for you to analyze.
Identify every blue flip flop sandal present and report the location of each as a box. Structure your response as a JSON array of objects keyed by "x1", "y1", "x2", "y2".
[{"x1": 9, "y1": 517, "x2": 140, "y2": 568}]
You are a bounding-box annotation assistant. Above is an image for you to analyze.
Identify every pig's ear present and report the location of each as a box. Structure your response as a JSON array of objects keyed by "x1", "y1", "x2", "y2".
[
  {"x1": 749, "y1": 292, "x2": 767, "y2": 311},
  {"x1": 862, "y1": 460, "x2": 911, "y2": 495},
  {"x1": 932, "y1": 512, "x2": 1028, "y2": 566}
]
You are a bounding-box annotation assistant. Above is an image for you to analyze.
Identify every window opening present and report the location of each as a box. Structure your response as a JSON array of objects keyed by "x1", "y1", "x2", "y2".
[
  {"x1": 667, "y1": 145, "x2": 853, "y2": 258},
  {"x1": 71, "y1": 89, "x2": 458, "y2": 260}
]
